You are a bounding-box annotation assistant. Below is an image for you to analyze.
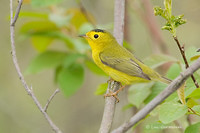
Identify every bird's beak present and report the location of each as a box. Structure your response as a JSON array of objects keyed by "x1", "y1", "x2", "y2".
[{"x1": 78, "y1": 34, "x2": 87, "y2": 38}]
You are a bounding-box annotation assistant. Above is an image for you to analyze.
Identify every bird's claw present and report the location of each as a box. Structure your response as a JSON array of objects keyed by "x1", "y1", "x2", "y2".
[{"x1": 104, "y1": 90, "x2": 120, "y2": 103}]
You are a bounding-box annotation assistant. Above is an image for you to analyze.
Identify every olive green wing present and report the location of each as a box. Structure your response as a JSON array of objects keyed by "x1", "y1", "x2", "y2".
[{"x1": 99, "y1": 52, "x2": 151, "y2": 80}]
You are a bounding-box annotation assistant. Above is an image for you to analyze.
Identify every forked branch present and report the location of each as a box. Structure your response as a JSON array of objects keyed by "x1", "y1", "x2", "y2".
[{"x1": 9, "y1": 0, "x2": 62, "y2": 132}]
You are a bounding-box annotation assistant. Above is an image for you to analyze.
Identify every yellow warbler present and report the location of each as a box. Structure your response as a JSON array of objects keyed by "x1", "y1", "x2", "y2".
[{"x1": 80, "y1": 29, "x2": 185, "y2": 103}]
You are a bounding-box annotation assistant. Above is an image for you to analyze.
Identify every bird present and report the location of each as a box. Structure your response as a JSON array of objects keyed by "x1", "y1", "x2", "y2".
[{"x1": 79, "y1": 29, "x2": 184, "y2": 102}]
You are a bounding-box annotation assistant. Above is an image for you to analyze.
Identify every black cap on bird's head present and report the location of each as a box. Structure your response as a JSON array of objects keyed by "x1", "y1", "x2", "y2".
[
  {"x1": 79, "y1": 29, "x2": 106, "y2": 37},
  {"x1": 91, "y1": 29, "x2": 105, "y2": 33},
  {"x1": 79, "y1": 28, "x2": 116, "y2": 46},
  {"x1": 79, "y1": 29, "x2": 105, "y2": 38}
]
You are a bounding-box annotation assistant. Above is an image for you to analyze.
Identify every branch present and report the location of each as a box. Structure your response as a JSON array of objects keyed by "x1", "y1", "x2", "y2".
[
  {"x1": 11, "y1": 0, "x2": 23, "y2": 26},
  {"x1": 79, "y1": 1, "x2": 96, "y2": 27},
  {"x1": 10, "y1": 0, "x2": 62, "y2": 133},
  {"x1": 173, "y1": 36, "x2": 199, "y2": 88},
  {"x1": 99, "y1": 82, "x2": 121, "y2": 133},
  {"x1": 113, "y1": 0, "x2": 125, "y2": 45},
  {"x1": 99, "y1": 0, "x2": 125, "y2": 133},
  {"x1": 44, "y1": 89, "x2": 60, "y2": 112},
  {"x1": 111, "y1": 57, "x2": 200, "y2": 133}
]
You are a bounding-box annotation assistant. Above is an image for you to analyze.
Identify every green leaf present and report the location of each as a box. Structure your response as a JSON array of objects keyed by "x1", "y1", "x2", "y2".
[
  {"x1": 20, "y1": 21, "x2": 57, "y2": 34},
  {"x1": 85, "y1": 60, "x2": 107, "y2": 76},
  {"x1": 186, "y1": 98, "x2": 199, "y2": 108},
  {"x1": 162, "y1": 24, "x2": 172, "y2": 31},
  {"x1": 95, "y1": 83, "x2": 108, "y2": 95},
  {"x1": 166, "y1": 63, "x2": 181, "y2": 79},
  {"x1": 159, "y1": 101, "x2": 188, "y2": 124},
  {"x1": 143, "y1": 54, "x2": 177, "y2": 69},
  {"x1": 41, "y1": 31, "x2": 75, "y2": 49},
  {"x1": 161, "y1": 64, "x2": 182, "y2": 102},
  {"x1": 31, "y1": 0, "x2": 63, "y2": 7},
  {"x1": 192, "y1": 105, "x2": 200, "y2": 114},
  {"x1": 154, "y1": 6, "x2": 166, "y2": 18},
  {"x1": 191, "y1": 55, "x2": 200, "y2": 61},
  {"x1": 49, "y1": 13, "x2": 72, "y2": 27},
  {"x1": 187, "y1": 88, "x2": 200, "y2": 99},
  {"x1": 26, "y1": 51, "x2": 67, "y2": 74},
  {"x1": 54, "y1": 65, "x2": 62, "y2": 83},
  {"x1": 72, "y1": 39, "x2": 91, "y2": 52},
  {"x1": 128, "y1": 82, "x2": 154, "y2": 108},
  {"x1": 19, "y1": 12, "x2": 48, "y2": 19},
  {"x1": 31, "y1": 36, "x2": 53, "y2": 52},
  {"x1": 58, "y1": 63, "x2": 84, "y2": 97},
  {"x1": 173, "y1": 15, "x2": 186, "y2": 27},
  {"x1": 185, "y1": 122, "x2": 200, "y2": 133},
  {"x1": 29, "y1": 31, "x2": 90, "y2": 51},
  {"x1": 27, "y1": 31, "x2": 75, "y2": 49},
  {"x1": 144, "y1": 82, "x2": 167, "y2": 104},
  {"x1": 63, "y1": 53, "x2": 86, "y2": 68},
  {"x1": 122, "y1": 104, "x2": 134, "y2": 111},
  {"x1": 185, "y1": 73, "x2": 200, "y2": 98},
  {"x1": 185, "y1": 47, "x2": 199, "y2": 63}
]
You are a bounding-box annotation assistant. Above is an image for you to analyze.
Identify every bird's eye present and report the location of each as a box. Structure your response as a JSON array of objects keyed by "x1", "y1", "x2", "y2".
[{"x1": 94, "y1": 34, "x2": 99, "y2": 39}]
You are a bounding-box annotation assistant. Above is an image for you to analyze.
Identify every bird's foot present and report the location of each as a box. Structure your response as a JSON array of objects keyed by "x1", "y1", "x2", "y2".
[
  {"x1": 104, "y1": 85, "x2": 126, "y2": 103},
  {"x1": 104, "y1": 90, "x2": 120, "y2": 103}
]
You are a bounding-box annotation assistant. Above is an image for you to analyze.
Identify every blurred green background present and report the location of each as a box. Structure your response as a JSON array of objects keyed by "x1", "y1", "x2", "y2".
[{"x1": 1, "y1": 0, "x2": 200, "y2": 133}]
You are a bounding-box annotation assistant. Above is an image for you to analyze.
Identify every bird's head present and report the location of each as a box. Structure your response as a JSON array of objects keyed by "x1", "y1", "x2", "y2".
[{"x1": 79, "y1": 29, "x2": 116, "y2": 49}]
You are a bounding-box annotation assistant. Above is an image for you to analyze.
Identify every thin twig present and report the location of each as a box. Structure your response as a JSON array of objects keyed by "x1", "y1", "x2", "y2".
[
  {"x1": 174, "y1": 37, "x2": 199, "y2": 126},
  {"x1": 99, "y1": 0, "x2": 125, "y2": 133},
  {"x1": 44, "y1": 89, "x2": 60, "y2": 112},
  {"x1": 79, "y1": 1, "x2": 96, "y2": 27},
  {"x1": 111, "y1": 57, "x2": 200, "y2": 133},
  {"x1": 173, "y1": 36, "x2": 199, "y2": 88},
  {"x1": 10, "y1": 0, "x2": 62, "y2": 133},
  {"x1": 11, "y1": 0, "x2": 23, "y2": 26}
]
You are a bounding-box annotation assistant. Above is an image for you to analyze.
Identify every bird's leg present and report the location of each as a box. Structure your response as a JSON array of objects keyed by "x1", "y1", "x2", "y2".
[
  {"x1": 107, "y1": 78, "x2": 114, "y2": 83},
  {"x1": 104, "y1": 82, "x2": 125, "y2": 103}
]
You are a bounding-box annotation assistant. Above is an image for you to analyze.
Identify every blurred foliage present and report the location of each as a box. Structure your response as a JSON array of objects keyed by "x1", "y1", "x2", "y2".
[
  {"x1": 159, "y1": 101, "x2": 188, "y2": 124},
  {"x1": 15, "y1": 0, "x2": 200, "y2": 132},
  {"x1": 185, "y1": 122, "x2": 200, "y2": 133},
  {"x1": 95, "y1": 83, "x2": 108, "y2": 95},
  {"x1": 21, "y1": 0, "x2": 109, "y2": 97}
]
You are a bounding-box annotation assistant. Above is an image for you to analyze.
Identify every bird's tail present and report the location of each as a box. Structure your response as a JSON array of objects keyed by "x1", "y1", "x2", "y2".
[
  {"x1": 159, "y1": 76, "x2": 186, "y2": 104},
  {"x1": 159, "y1": 76, "x2": 172, "y2": 84}
]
